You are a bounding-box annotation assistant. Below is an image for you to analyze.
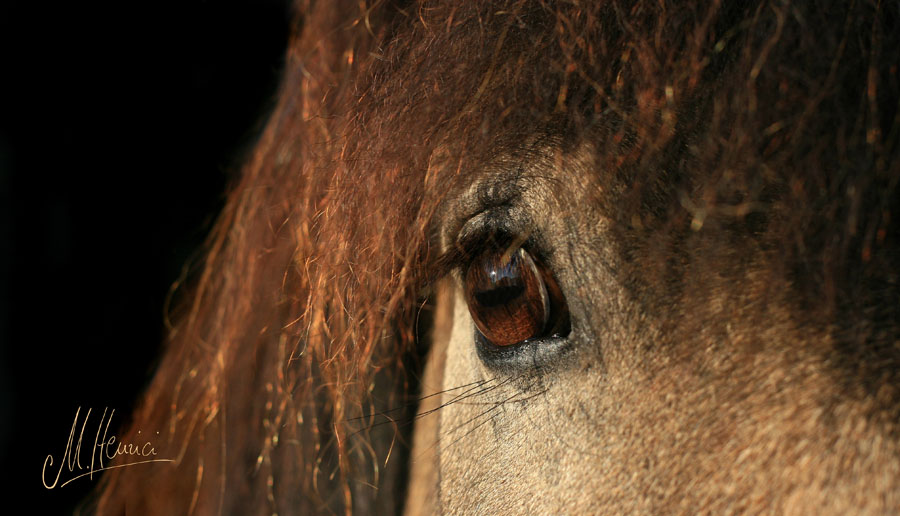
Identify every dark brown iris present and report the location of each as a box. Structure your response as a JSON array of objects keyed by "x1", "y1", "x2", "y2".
[{"x1": 463, "y1": 246, "x2": 568, "y2": 347}]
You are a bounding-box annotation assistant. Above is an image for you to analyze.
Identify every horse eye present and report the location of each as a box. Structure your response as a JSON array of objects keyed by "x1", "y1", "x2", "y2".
[{"x1": 463, "y1": 246, "x2": 569, "y2": 347}]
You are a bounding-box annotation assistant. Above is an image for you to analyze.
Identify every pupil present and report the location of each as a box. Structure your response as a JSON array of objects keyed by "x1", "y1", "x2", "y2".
[{"x1": 474, "y1": 284, "x2": 524, "y2": 308}]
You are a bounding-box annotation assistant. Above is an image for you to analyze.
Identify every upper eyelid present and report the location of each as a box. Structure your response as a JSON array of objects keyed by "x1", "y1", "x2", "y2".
[
  {"x1": 436, "y1": 169, "x2": 529, "y2": 245},
  {"x1": 428, "y1": 222, "x2": 544, "y2": 293},
  {"x1": 427, "y1": 172, "x2": 545, "y2": 286},
  {"x1": 426, "y1": 223, "x2": 511, "y2": 286}
]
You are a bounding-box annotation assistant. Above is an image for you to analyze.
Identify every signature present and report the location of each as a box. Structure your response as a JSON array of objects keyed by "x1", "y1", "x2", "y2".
[{"x1": 42, "y1": 406, "x2": 174, "y2": 489}]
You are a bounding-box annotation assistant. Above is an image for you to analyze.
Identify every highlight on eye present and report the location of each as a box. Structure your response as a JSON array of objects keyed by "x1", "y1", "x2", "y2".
[{"x1": 463, "y1": 244, "x2": 569, "y2": 347}]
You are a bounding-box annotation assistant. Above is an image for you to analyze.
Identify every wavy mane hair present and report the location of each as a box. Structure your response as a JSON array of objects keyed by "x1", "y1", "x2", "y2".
[{"x1": 92, "y1": 0, "x2": 899, "y2": 514}]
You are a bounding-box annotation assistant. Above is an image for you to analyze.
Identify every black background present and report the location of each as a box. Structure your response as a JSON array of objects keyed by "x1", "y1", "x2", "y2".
[{"x1": 1, "y1": 1, "x2": 292, "y2": 512}]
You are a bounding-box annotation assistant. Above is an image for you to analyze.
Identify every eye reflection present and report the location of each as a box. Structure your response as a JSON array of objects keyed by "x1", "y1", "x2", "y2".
[{"x1": 463, "y1": 245, "x2": 568, "y2": 347}]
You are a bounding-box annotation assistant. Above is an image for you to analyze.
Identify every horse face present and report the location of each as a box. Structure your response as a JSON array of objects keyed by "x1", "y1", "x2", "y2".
[
  {"x1": 399, "y1": 3, "x2": 900, "y2": 507},
  {"x1": 91, "y1": 2, "x2": 900, "y2": 514}
]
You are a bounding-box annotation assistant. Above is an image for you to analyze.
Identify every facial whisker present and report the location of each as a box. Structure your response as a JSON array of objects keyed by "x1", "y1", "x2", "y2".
[
  {"x1": 346, "y1": 379, "x2": 493, "y2": 423},
  {"x1": 346, "y1": 378, "x2": 502, "y2": 436},
  {"x1": 432, "y1": 388, "x2": 529, "y2": 455}
]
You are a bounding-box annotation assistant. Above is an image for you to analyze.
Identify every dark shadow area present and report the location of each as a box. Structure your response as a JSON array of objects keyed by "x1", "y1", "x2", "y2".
[{"x1": 0, "y1": 1, "x2": 291, "y2": 512}]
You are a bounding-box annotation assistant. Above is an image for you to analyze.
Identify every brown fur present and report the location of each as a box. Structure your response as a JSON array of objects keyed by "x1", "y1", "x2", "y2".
[{"x1": 89, "y1": 1, "x2": 899, "y2": 514}]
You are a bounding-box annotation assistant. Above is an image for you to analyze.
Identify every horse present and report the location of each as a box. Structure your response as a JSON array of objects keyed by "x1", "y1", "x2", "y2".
[{"x1": 90, "y1": 1, "x2": 900, "y2": 514}]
